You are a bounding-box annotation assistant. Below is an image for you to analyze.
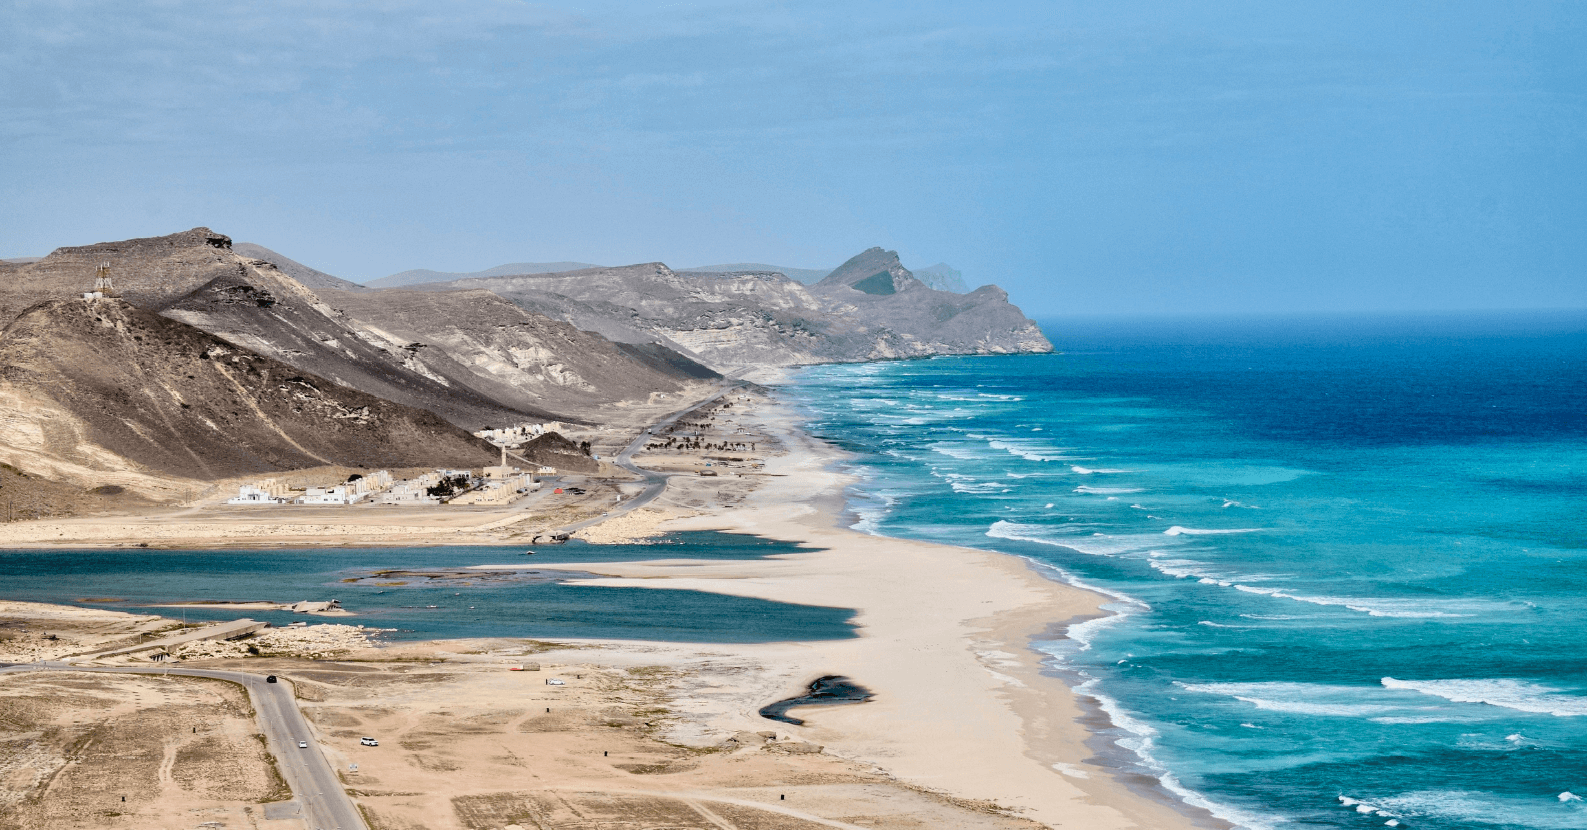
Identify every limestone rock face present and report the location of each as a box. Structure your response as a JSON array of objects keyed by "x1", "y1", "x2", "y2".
[
  {"x1": 160, "y1": 267, "x2": 560, "y2": 430},
  {"x1": 409, "y1": 249, "x2": 1053, "y2": 372},
  {"x1": 816, "y1": 247, "x2": 919, "y2": 296},
  {"x1": 0, "y1": 299, "x2": 499, "y2": 480},
  {"x1": 319, "y1": 287, "x2": 718, "y2": 420}
]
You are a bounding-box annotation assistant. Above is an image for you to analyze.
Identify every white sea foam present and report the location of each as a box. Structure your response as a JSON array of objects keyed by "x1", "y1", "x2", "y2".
[
  {"x1": 928, "y1": 443, "x2": 984, "y2": 461},
  {"x1": 1227, "y1": 584, "x2": 1479, "y2": 618},
  {"x1": 1069, "y1": 678, "x2": 1279, "y2": 830},
  {"x1": 847, "y1": 488, "x2": 899, "y2": 536},
  {"x1": 1381, "y1": 677, "x2": 1587, "y2": 717},
  {"x1": 1343, "y1": 790, "x2": 1587, "y2": 829},
  {"x1": 1164, "y1": 526, "x2": 1263, "y2": 536},
  {"x1": 986, "y1": 437, "x2": 1073, "y2": 462},
  {"x1": 1071, "y1": 465, "x2": 1136, "y2": 474},
  {"x1": 988, "y1": 521, "x2": 1165, "y2": 557},
  {"x1": 949, "y1": 480, "x2": 1010, "y2": 494},
  {"x1": 1146, "y1": 556, "x2": 1225, "y2": 582},
  {"x1": 1074, "y1": 486, "x2": 1145, "y2": 494},
  {"x1": 1178, "y1": 681, "x2": 1409, "y2": 718}
]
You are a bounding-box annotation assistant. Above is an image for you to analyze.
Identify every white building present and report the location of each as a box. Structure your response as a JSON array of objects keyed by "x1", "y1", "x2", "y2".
[
  {"x1": 297, "y1": 485, "x2": 365, "y2": 505},
  {"x1": 227, "y1": 483, "x2": 288, "y2": 505},
  {"x1": 451, "y1": 474, "x2": 539, "y2": 506},
  {"x1": 373, "y1": 472, "x2": 443, "y2": 506}
]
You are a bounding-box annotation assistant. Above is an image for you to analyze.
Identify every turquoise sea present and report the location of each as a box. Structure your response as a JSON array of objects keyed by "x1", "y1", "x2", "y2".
[{"x1": 789, "y1": 312, "x2": 1587, "y2": 830}]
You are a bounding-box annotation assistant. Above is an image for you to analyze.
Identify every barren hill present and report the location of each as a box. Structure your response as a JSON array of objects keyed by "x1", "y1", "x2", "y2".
[
  {"x1": 160, "y1": 268, "x2": 557, "y2": 430},
  {"x1": 233, "y1": 242, "x2": 364, "y2": 294},
  {"x1": 0, "y1": 299, "x2": 500, "y2": 481},
  {"x1": 320, "y1": 286, "x2": 718, "y2": 417},
  {"x1": 414, "y1": 251, "x2": 1052, "y2": 372},
  {"x1": 0, "y1": 228, "x2": 720, "y2": 436},
  {"x1": 369, "y1": 261, "x2": 601, "y2": 289}
]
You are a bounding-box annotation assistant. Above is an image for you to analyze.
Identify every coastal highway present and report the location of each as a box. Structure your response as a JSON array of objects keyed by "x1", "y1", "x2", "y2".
[
  {"x1": 0, "y1": 661, "x2": 366, "y2": 830},
  {"x1": 556, "y1": 380, "x2": 745, "y2": 534}
]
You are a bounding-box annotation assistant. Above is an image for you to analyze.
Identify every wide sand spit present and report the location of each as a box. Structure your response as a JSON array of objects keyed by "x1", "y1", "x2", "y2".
[{"x1": 0, "y1": 392, "x2": 1217, "y2": 830}]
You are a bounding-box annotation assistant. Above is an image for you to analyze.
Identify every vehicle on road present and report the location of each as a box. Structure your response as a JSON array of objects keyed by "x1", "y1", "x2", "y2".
[
  {"x1": 266, "y1": 675, "x2": 277, "y2": 683},
  {"x1": 360, "y1": 737, "x2": 379, "y2": 746},
  {"x1": 298, "y1": 740, "x2": 309, "y2": 749}
]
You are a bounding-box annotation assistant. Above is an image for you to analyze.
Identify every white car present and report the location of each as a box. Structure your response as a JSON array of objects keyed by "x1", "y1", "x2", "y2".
[
  {"x1": 297, "y1": 741, "x2": 308, "y2": 749},
  {"x1": 360, "y1": 737, "x2": 379, "y2": 746}
]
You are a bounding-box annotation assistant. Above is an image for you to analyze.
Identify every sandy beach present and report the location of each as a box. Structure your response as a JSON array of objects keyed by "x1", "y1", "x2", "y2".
[{"x1": 0, "y1": 391, "x2": 1214, "y2": 830}]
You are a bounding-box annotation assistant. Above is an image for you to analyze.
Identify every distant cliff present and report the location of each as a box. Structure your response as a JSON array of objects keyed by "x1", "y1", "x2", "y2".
[{"x1": 418, "y1": 248, "x2": 1052, "y2": 373}]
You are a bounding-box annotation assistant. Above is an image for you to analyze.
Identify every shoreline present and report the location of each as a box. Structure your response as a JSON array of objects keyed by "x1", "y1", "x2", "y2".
[
  {"x1": 469, "y1": 395, "x2": 1218, "y2": 829},
  {"x1": 0, "y1": 389, "x2": 1218, "y2": 829}
]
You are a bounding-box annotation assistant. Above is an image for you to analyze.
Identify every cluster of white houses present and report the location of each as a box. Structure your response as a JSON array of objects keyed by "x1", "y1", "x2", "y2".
[{"x1": 227, "y1": 463, "x2": 554, "y2": 507}]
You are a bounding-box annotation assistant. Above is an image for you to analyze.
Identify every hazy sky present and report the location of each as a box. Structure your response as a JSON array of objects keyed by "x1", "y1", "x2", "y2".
[{"x1": 3, "y1": 1, "x2": 1582, "y2": 315}]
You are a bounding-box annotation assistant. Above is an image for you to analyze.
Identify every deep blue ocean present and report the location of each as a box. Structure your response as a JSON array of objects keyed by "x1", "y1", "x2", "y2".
[{"x1": 788, "y1": 311, "x2": 1587, "y2": 830}]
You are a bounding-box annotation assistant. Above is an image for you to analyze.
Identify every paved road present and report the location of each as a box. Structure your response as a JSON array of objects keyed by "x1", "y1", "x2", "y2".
[
  {"x1": 556, "y1": 381, "x2": 744, "y2": 535},
  {"x1": 0, "y1": 662, "x2": 365, "y2": 830}
]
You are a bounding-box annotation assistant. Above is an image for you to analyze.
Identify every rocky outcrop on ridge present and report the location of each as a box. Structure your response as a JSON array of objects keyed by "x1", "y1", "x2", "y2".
[{"x1": 0, "y1": 299, "x2": 500, "y2": 481}]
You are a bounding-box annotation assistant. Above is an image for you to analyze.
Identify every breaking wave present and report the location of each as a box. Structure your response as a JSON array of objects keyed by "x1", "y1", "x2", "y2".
[{"x1": 1381, "y1": 677, "x2": 1587, "y2": 717}]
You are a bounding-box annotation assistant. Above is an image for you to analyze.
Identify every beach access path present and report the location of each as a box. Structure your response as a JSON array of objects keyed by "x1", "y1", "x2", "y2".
[
  {"x1": 0, "y1": 661, "x2": 366, "y2": 830},
  {"x1": 551, "y1": 379, "x2": 745, "y2": 535}
]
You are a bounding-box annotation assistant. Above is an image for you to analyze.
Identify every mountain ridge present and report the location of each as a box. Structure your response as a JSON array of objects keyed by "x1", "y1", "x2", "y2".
[{"x1": 369, "y1": 262, "x2": 602, "y2": 289}]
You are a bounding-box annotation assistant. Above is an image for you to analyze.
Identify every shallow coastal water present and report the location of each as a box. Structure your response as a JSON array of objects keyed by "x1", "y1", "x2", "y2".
[
  {"x1": 790, "y1": 312, "x2": 1587, "y2": 830},
  {"x1": 0, "y1": 531, "x2": 857, "y2": 643}
]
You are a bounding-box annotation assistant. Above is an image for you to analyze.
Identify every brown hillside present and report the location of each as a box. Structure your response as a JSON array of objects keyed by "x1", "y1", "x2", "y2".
[{"x1": 0, "y1": 299, "x2": 499, "y2": 480}]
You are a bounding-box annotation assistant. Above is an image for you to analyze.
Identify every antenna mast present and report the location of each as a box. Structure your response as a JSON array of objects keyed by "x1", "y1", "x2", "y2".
[{"x1": 93, "y1": 261, "x2": 117, "y2": 296}]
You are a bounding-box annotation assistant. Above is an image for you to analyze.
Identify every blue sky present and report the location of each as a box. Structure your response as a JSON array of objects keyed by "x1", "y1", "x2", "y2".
[{"x1": 2, "y1": 1, "x2": 1582, "y2": 315}]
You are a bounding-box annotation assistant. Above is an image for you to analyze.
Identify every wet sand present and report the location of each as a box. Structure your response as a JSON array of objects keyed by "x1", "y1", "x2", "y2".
[{"x1": 0, "y1": 390, "x2": 1215, "y2": 829}]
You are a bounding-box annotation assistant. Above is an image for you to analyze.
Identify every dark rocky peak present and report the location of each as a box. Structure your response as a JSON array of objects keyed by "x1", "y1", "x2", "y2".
[
  {"x1": 816, "y1": 247, "x2": 922, "y2": 296},
  {"x1": 48, "y1": 227, "x2": 231, "y2": 260}
]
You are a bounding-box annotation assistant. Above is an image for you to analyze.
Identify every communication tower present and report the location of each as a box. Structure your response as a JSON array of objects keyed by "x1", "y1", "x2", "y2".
[{"x1": 93, "y1": 261, "x2": 117, "y2": 296}]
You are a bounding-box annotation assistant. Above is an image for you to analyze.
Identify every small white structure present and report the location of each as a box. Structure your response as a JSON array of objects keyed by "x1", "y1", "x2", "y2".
[
  {"x1": 373, "y1": 471, "x2": 447, "y2": 505},
  {"x1": 298, "y1": 485, "x2": 364, "y2": 505},
  {"x1": 228, "y1": 480, "x2": 289, "y2": 504},
  {"x1": 451, "y1": 473, "x2": 539, "y2": 506},
  {"x1": 295, "y1": 471, "x2": 393, "y2": 505}
]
